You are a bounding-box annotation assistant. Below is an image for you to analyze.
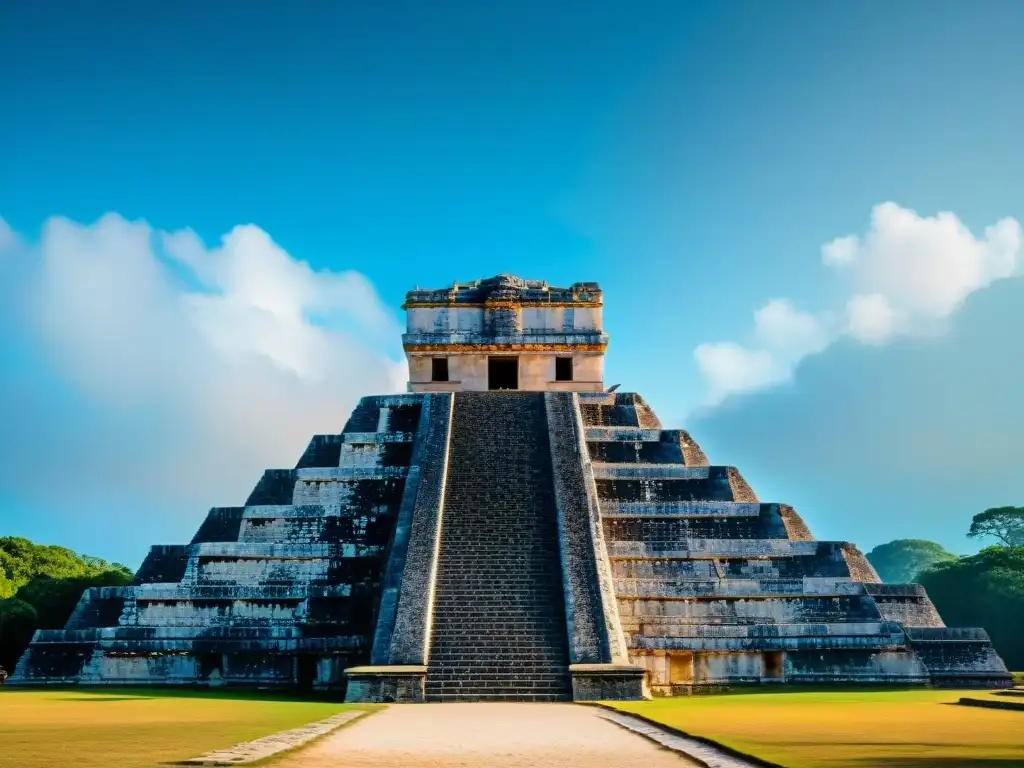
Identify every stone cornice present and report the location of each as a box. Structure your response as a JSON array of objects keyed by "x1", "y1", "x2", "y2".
[
  {"x1": 402, "y1": 300, "x2": 603, "y2": 309},
  {"x1": 404, "y1": 343, "x2": 608, "y2": 353}
]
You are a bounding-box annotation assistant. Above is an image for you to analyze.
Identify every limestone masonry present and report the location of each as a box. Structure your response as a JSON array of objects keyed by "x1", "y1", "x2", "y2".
[{"x1": 12, "y1": 274, "x2": 1011, "y2": 699}]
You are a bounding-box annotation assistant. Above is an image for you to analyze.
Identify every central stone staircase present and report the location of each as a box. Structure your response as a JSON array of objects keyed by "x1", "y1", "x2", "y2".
[{"x1": 424, "y1": 392, "x2": 573, "y2": 701}]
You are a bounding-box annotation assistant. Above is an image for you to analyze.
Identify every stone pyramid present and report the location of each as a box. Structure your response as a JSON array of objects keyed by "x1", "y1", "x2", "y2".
[{"x1": 13, "y1": 276, "x2": 1011, "y2": 699}]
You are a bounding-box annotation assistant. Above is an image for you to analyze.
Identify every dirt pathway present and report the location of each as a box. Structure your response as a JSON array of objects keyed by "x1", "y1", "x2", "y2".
[{"x1": 275, "y1": 703, "x2": 700, "y2": 768}]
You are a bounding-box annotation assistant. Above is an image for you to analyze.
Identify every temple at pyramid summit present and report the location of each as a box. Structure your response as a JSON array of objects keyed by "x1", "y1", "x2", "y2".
[{"x1": 12, "y1": 274, "x2": 1011, "y2": 699}]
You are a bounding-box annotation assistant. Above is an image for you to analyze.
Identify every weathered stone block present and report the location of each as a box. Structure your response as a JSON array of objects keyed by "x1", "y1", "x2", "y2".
[
  {"x1": 570, "y1": 663, "x2": 647, "y2": 700},
  {"x1": 344, "y1": 665, "x2": 427, "y2": 702}
]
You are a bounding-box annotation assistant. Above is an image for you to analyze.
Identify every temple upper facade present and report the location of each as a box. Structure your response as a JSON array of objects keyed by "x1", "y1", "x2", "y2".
[{"x1": 403, "y1": 274, "x2": 608, "y2": 393}]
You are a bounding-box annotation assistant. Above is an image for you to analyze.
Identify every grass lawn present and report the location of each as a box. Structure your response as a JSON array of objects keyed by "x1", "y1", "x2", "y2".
[
  {"x1": 606, "y1": 688, "x2": 1024, "y2": 768},
  {"x1": 0, "y1": 688, "x2": 378, "y2": 768},
  {"x1": 1013, "y1": 671, "x2": 1024, "y2": 686}
]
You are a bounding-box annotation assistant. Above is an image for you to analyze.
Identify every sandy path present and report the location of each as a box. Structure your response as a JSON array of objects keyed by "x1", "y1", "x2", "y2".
[{"x1": 276, "y1": 703, "x2": 699, "y2": 768}]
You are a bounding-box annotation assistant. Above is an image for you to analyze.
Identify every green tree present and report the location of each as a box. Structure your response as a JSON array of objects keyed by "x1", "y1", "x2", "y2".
[
  {"x1": 865, "y1": 539, "x2": 956, "y2": 583},
  {"x1": 0, "y1": 537, "x2": 132, "y2": 598},
  {"x1": 919, "y1": 546, "x2": 1024, "y2": 671},
  {"x1": 0, "y1": 538, "x2": 134, "y2": 671},
  {"x1": 968, "y1": 507, "x2": 1024, "y2": 547}
]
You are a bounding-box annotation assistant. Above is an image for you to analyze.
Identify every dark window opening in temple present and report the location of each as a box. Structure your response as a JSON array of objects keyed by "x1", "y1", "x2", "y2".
[
  {"x1": 763, "y1": 651, "x2": 785, "y2": 679},
  {"x1": 555, "y1": 356, "x2": 573, "y2": 381},
  {"x1": 198, "y1": 652, "x2": 223, "y2": 679},
  {"x1": 431, "y1": 357, "x2": 449, "y2": 382},
  {"x1": 296, "y1": 655, "x2": 318, "y2": 689},
  {"x1": 488, "y1": 356, "x2": 518, "y2": 390}
]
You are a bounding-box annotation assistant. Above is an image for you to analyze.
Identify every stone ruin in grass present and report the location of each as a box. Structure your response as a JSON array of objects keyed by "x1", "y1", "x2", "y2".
[{"x1": 12, "y1": 274, "x2": 1012, "y2": 699}]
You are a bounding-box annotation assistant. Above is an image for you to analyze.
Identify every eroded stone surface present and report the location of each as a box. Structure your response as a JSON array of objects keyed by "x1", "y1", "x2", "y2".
[
  {"x1": 581, "y1": 390, "x2": 1011, "y2": 692},
  {"x1": 12, "y1": 395, "x2": 435, "y2": 690}
]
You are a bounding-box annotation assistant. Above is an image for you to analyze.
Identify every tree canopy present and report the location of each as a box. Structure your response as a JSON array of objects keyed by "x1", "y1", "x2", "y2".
[
  {"x1": 968, "y1": 507, "x2": 1024, "y2": 547},
  {"x1": 0, "y1": 537, "x2": 132, "y2": 599},
  {"x1": 865, "y1": 539, "x2": 956, "y2": 584},
  {"x1": 918, "y1": 546, "x2": 1024, "y2": 671},
  {"x1": 0, "y1": 537, "x2": 134, "y2": 671}
]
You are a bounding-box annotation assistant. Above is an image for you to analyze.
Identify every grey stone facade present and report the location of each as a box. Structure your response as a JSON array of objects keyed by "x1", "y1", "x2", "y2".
[
  {"x1": 12, "y1": 395, "x2": 429, "y2": 691},
  {"x1": 581, "y1": 391, "x2": 1011, "y2": 692},
  {"x1": 11, "y1": 276, "x2": 1011, "y2": 697}
]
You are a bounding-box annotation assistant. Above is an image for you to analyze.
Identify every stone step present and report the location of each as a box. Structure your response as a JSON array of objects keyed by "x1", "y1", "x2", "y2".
[
  {"x1": 430, "y1": 632, "x2": 566, "y2": 639},
  {"x1": 432, "y1": 620, "x2": 564, "y2": 627},
  {"x1": 427, "y1": 667, "x2": 568, "y2": 675},
  {"x1": 429, "y1": 651, "x2": 566, "y2": 660},
  {"x1": 427, "y1": 663, "x2": 568, "y2": 671},
  {"x1": 419, "y1": 688, "x2": 573, "y2": 700},
  {"x1": 432, "y1": 586, "x2": 563, "y2": 593},
  {"x1": 426, "y1": 663, "x2": 570, "y2": 672},
  {"x1": 432, "y1": 583, "x2": 563, "y2": 590},
  {"x1": 424, "y1": 693, "x2": 572, "y2": 702},
  {"x1": 431, "y1": 613, "x2": 565, "y2": 622},
  {"x1": 429, "y1": 645, "x2": 566, "y2": 655},
  {"x1": 431, "y1": 618, "x2": 565, "y2": 626},
  {"x1": 423, "y1": 651, "x2": 569, "y2": 655},
  {"x1": 430, "y1": 630, "x2": 564, "y2": 638},
  {"x1": 424, "y1": 683, "x2": 571, "y2": 694},
  {"x1": 431, "y1": 592, "x2": 564, "y2": 599},
  {"x1": 430, "y1": 598, "x2": 563, "y2": 605},
  {"x1": 426, "y1": 392, "x2": 571, "y2": 697},
  {"x1": 433, "y1": 622, "x2": 564, "y2": 630},
  {"x1": 429, "y1": 643, "x2": 567, "y2": 654},
  {"x1": 427, "y1": 651, "x2": 568, "y2": 660}
]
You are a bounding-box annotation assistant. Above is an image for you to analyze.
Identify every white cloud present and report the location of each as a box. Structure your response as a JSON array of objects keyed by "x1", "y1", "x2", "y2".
[
  {"x1": 695, "y1": 302, "x2": 832, "y2": 405},
  {"x1": 5, "y1": 212, "x2": 406, "y2": 511},
  {"x1": 821, "y1": 235, "x2": 858, "y2": 266},
  {"x1": 694, "y1": 343, "x2": 786, "y2": 404},
  {"x1": 840, "y1": 202, "x2": 1020, "y2": 319},
  {"x1": 846, "y1": 293, "x2": 899, "y2": 345},
  {"x1": 695, "y1": 203, "x2": 1022, "y2": 405},
  {"x1": 754, "y1": 299, "x2": 831, "y2": 362}
]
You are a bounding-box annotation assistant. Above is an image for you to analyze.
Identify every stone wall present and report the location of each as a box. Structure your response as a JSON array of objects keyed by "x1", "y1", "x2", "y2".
[
  {"x1": 403, "y1": 277, "x2": 608, "y2": 394},
  {"x1": 373, "y1": 393, "x2": 454, "y2": 666},
  {"x1": 545, "y1": 392, "x2": 633, "y2": 667},
  {"x1": 407, "y1": 351, "x2": 604, "y2": 393}
]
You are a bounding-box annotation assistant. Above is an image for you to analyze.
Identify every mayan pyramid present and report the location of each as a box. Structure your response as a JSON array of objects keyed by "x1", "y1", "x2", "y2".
[{"x1": 13, "y1": 274, "x2": 1011, "y2": 699}]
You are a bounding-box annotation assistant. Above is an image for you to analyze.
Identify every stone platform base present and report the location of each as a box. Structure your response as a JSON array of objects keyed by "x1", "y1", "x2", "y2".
[
  {"x1": 343, "y1": 665, "x2": 427, "y2": 703},
  {"x1": 570, "y1": 663, "x2": 648, "y2": 701}
]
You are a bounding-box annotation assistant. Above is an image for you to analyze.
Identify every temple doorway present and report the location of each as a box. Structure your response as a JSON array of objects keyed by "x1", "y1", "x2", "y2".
[
  {"x1": 763, "y1": 651, "x2": 786, "y2": 680},
  {"x1": 488, "y1": 357, "x2": 518, "y2": 390},
  {"x1": 296, "y1": 655, "x2": 318, "y2": 689}
]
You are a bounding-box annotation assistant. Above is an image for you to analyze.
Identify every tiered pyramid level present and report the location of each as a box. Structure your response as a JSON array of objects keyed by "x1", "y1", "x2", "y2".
[
  {"x1": 583, "y1": 393, "x2": 1010, "y2": 693},
  {"x1": 13, "y1": 395, "x2": 426, "y2": 688},
  {"x1": 13, "y1": 391, "x2": 1011, "y2": 696}
]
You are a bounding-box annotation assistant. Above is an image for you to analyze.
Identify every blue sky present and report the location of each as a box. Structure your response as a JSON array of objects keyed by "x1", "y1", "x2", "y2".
[{"x1": 1, "y1": 1, "x2": 1022, "y2": 565}]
